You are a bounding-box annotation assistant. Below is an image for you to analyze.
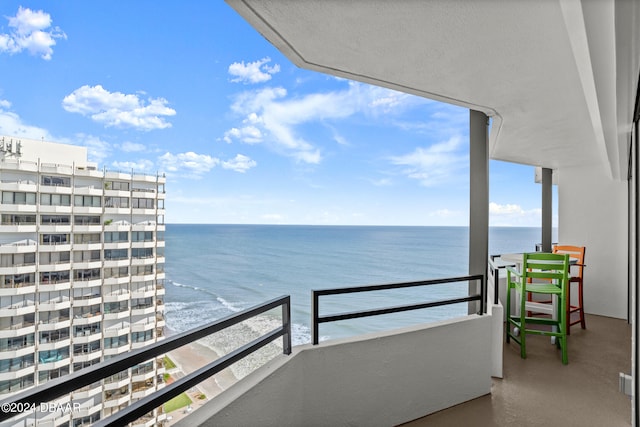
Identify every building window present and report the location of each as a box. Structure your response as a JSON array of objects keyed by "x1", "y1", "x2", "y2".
[
  {"x1": 0, "y1": 334, "x2": 34, "y2": 352},
  {"x1": 38, "y1": 366, "x2": 69, "y2": 384},
  {"x1": 39, "y1": 328, "x2": 70, "y2": 344},
  {"x1": 104, "y1": 249, "x2": 128, "y2": 260},
  {"x1": 40, "y1": 193, "x2": 71, "y2": 206},
  {"x1": 131, "y1": 330, "x2": 153, "y2": 343},
  {"x1": 39, "y1": 309, "x2": 69, "y2": 324},
  {"x1": 40, "y1": 271, "x2": 70, "y2": 284},
  {"x1": 73, "y1": 268, "x2": 100, "y2": 281},
  {"x1": 39, "y1": 252, "x2": 70, "y2": 265},
  {"x1": 74, "y1": 215, "x2": 101, "y2": 225},
  {"x1": 103, "y1": 301, "x2": 128, "y2": 314},
  {"x1": 104, "y1": 266, "x2": 128, "y2": 279},
  {"x1": 38, "y1": 349, "x2": 69, "y2": 364},
  {"x1": 41, "y1": 234, "x2": 70, "y2": 245},
  {"x1": 74, "y1": 195, "x2": 101, "y2": 208},
  {"x1": 0, "y1": 374, "x2": 34, "y2": 395},
  {"x1": 73, "y1": 359, "x2": 100, "y2": 372},
  {"x1": 132, "y1": 198, "x2": 154, "y2": 209},
  {"x1": 104, "y1": 231, "x2": 128, "y2": 243},
  {"x1": 74, "y1": 323, "x2": 101, "y2": 337},
  {"x1": 1, "y1": 192, "x2": 36, "y2": 205},
  {"x1": 104, "y1": 197, "x2": 129, "y2": 208},
  {"x1": 74, "y1": 233, "x2": 101, "y2": 244},
  {"x1": 41, "y1": 176, "x2": 70, "y2": 187},
  {"x1": 131, "y1": 265, "x2": 153, "y2": 276},
  {"x1": 1, "y1": 214, "x2": 36, "y2": 225},
  {"x1": 73, "y1": 340, "x2": 101, "y2": 355},
  {"x1": 105, "y1": 181, "x2": 130, "y2": 191},
  {"x1": 131, "y1": 231, "x2": 153, "y2": 242},
  {"x1": 73, "y1": 250, "x2": 100, "y2": 262},
  {"x1": 104, "y1": 335, "x2": 128, "y2": 349},
  {"x1": 40, "y1": 215, "x2": 70, "y2": 225},
  {"x1": 0, "y1": 253, "x2": 36, "y2": 268},
  {"x1": 132, "y1": 248, "x2": 153, "y2": 259}
]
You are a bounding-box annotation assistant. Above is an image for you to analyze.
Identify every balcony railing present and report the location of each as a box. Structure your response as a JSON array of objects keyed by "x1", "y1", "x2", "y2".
[
  {"x1": 311, "y1": 274, "x2": 486, "y2": 345},
  {"x1": 0, "y1": 295, "x2": 291, "y2": 426}
]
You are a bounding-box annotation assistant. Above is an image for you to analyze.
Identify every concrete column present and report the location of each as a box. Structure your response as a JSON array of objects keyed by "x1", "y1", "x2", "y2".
[
  {"x1": 541, "y1": 168, "x2": 553, "y2": 252},
  {"x1": 469, "y1": 110, "x2": 489, "y2": 313}
]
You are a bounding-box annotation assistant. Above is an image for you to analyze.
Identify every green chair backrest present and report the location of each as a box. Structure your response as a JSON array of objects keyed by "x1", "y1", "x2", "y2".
[{"x1": 522, "y1": 252, "x2": 570, "y2": 289}]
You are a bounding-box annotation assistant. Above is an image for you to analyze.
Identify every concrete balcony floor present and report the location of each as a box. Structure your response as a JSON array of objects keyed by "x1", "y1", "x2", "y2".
[{"x1": 402, "y1": 314, "x2": 631, "y2": 427}]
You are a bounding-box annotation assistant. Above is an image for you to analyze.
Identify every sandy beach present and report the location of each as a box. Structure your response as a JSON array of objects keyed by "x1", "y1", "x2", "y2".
[{"x1": 164, "y1": 340, "x2": 239, "y2": 425}]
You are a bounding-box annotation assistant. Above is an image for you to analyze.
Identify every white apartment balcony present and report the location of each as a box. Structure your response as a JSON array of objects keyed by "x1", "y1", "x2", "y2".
[
  {"x1": 37, "y1": 356, "x2": 70, "y2": 371},
  {"x1": 103, "y1": 276, "x2": 130, "y2": 287},
  {"x1": 38, "y1": 261, "x2": 71, "y2": 272},
  {"x1": 0, "y1": 283, "x2": 36, "y2": 296},
  {"x1": 40, "y1": 163, "x2": 72, "y2": 175},
  {"x1": 37, "y1": 338, "x2": 71, "y2": 351},
  {"x1": 0, "y1": 345, "x2": 35, "y2": 359},
  {"x1": 38, "y1": 300, "x2": 71, "y2": 312},
  {"x1": 0, "y1": 224, "x2": 37, "y2": 233},
  {"x1": 72, "y1": 331, "x2": 102, "y2": 344},
  {"x1": 71, "y1": 241, "x2": 102, "y2": 250},
  {"x1": 0, "y1": 241, "x2": 37, "y2": 254},
  {"x1": 72, "y1": 296, "x2": 102, "y2": 307},
  {"x1": 104, "y1": 207, "x2": 131, "y2": 215},
  {"x1": 132, "y1": 273, "x2": 156, "y2": 283},
  {"x1": 39, "y1": 224, "x2": 72, "y2": 234},
  {"x1": 131, "y1": 384, "x2": 156, "y2": 400},
  {"x1": 71, "y1": 206, "x2": 102, "y2": 215},
  {"x1": 131, "y1": 287, "x2": 155, "y2": 299},
  {"x1": 156, "y1": 256, "x2": 165, "y2": 265},
  {"x1": 103, "y1": 310, "x2": 129, "y2": 321},
  {"x1": 131, "y1": 338, "x2": 155, "y2": 350},
  {"x1": 103, "y1": 393, "x2": 130, "y2": 408},
  {"x1": 73, "y1": 167, "x2": 103, "y2": 178},
  {"x1": 131, "y1": 222, "x2": 156, "y2": 232},
  {"x1": 72, "y1": 351, "x2": 101, "y2": 364},
  {"x1": 0, "y1": 323, "x2": 36, "y2": 339},
  {"x1": 37, "y1": 206, "x2": 72, "y2": 215},
  {"x1": 103, "y1": 259, "x2": 130, "y2": 268},
  {"x1": 71, "y1": 313, "x2": 102, "y2": 325},
  {"x1": 39, "y1": 243, "x2": 71, "y2": 252},
  {"x1": 131, "y1": 305, "x2": 155, "y2": 316},
  {"x1": 131, "y1": 241, "x2": 155, "y2": 249},
  {"x1": 38, "y1": 319, "x2": 70, "y2": 331},
  {"x1": 40, "y1": 185, "x2": 72, "y2": 195},
  {"x1": 39, "y1": 281, "x2": 71, "y2": 292},
  {"x1": 103, "y1": 241, "x2": 130, "y2": 250},
  {"x1": 103, "y1": 288, "x2": 130, "y2": 302},
  {"x1": 71, "y1": 381, "x2": 102, "y2": 399},
  {"x1": 156, "y1": 313, "x2": 165, "y2": 329},
  {"x1": 73, "y1": 185, "x2": 102, "y2": 196},
  {"x1": 0, "y1": 159, "x2": 37, "y2": 172},
  {"x1": 131, "y1": 369, "x2": 155, "y2": 383},
  {"x1": 132, "y1": 174, "x2": 160, "y2": 184},
  {"x1": 103, "y1": 345, "x2": 130, "y2": 357},
  {"x1": 104, "y1": 375, "x2": 129, "y2": 391},
  {"x1": 0, "y1": 302, "x2": 35, "y2": 317},
  {"x1": 71, "y1": 260, "x2": 101, "y2": 270},
  {"x1": 0, "y1": 203, "x2": 36, "y2": 213},
  {"x1": 0, "y1": 366, "x2": 35, "y2": 382},
  {"x1": 131, "y1": 318, "x2": 155, "y2": 333},
  {"x1": 133, "y1": 208, "x2": 156, "y2": 216},
  {"x1": 104, "y1": 324, "x2": 130, "y2": 338},
  {"x1": 156, "y1": 223, "x2": 165, "y2": 232},
  {"x1": 0, "y1": 179, "x2": 37, "y2": 192},
  {"x1": 72, "y1": 278, "x2": 101, "y2": 288},
  {"x1": 73, "y1": 402, "x2": 102, "y2": 418},
  {"x1": 104, "y1": 189, "x2": 130, "y2": 198},
  {"x1": 0, "y1": 264, "x2": 36, "y2": 276},
  {"x1": 156, "y1": 240, "x2": 165, "y2": 248},
  {"x1": 73, "y1": 224, "x2": 102, "y2": 234}
]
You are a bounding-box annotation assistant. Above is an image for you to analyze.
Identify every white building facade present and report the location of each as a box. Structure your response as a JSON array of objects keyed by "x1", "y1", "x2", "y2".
[{"x1": 0, "y1": 136, "x2": 166, "y2": 426}]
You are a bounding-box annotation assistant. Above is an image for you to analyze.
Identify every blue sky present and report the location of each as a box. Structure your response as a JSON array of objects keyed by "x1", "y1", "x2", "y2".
[{"x1": 0, "y1": 2, "x2": 554, "y2": 226}]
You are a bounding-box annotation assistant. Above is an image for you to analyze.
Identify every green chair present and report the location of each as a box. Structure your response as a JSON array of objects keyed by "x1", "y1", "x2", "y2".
[{"x1": 506, "y1": 252, "x2": 570, "y2": 364}]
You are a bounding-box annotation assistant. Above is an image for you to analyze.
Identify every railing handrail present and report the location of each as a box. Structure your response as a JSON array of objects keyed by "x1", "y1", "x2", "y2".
[
  {"x1": 311, "y1": 274, "x2": 485, "y2": 345},
  {"x1": 0, "y1": 295, "x2": 292, "y2": 425}
]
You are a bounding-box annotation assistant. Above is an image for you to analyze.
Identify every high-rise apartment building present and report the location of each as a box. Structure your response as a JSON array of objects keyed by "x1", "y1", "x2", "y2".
[{"x1": 0, "y1": 136, "x2": 166, "y2": 426}]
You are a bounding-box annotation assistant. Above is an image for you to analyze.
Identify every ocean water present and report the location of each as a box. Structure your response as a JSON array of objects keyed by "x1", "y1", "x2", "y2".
[{"x1": 163, "y1": 224, "x2": 554, "y2": 377}]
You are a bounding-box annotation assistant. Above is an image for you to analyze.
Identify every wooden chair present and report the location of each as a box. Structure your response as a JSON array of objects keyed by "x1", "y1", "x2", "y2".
[
  {"x1": 506, "y1": 252, "x2": 570, "y2": 364},
  {"x1": 553, "y1": 245, "x2": 586, "y2": 332}
]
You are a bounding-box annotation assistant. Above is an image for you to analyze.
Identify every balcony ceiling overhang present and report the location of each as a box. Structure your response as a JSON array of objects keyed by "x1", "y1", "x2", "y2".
[{"x1": 227, "y1": 0, "x2": 640, "y2": 180}]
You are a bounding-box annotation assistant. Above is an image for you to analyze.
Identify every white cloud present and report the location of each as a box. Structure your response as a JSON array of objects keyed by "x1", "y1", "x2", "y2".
[
  {"x1": 0, "y1": 7, "x2": 66, "y2": 60},
  {"x1": 0, "y1": 100, "x2": 53, "y2": 140},
  {"x1": 224, "y1": 81, "x2": 423, "y2": 164},
  {"x1": 222, "y1": 154, "x2": 257, "y2": 173},
  {"x1": 389, "y1": 136, "x2": 467, "y2": 186},
  {"x1": 158, "y1": 151, "x2": 219, "y2": 178},
  {"x1": 119, "y1": 141, "x2": 146, "y2": 152},
  {"x1": 489, "y1": 202, "x2": 542, "y2": 226},
  {"x1": 228, "y1": 57, "x2": 280, "y2": 84},
  {"x1": 62, "y1": 85, "x2": 176, "y2": 130},
  {"x1": 72, "y1": 134, "x2": 111, "y2": 163},
  {"x1": 112, "y1": 159, "x2": 155, "y2": 171}
]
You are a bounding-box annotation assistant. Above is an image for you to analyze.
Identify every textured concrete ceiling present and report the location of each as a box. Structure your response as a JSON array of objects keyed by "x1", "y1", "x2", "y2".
[{"x1": 227, "y1": 0, "x2": 639, "y2": 180}]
